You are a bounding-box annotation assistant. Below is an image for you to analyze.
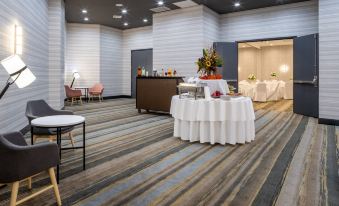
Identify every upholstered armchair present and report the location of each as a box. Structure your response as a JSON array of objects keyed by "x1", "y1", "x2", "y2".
[
  {"x1": 0, "y1": 132, "x2": 61, "y2": 206},
  {"x1": 89, "y1": 83, "x2": 104, "y2": 102},
  {"x1": 64, "y1": 85, "x2": 82, "y2": 105},
  {"x1": 26, "y1": 99, "x2": 75, "y2": 147}
]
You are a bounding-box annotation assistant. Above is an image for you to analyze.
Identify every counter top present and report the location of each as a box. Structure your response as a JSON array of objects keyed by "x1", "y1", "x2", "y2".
[{"x1": 137, "y1": 76, "x2": 184, "y2": 79}]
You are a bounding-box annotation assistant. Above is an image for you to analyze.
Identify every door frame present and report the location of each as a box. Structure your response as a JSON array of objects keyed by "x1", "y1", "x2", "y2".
[
  {"x1": 131, "y1": 48, "x2": 153, "y2": 97},
  {"x1": 235, "y1": 36, "x2": 296, "y2": 96}
]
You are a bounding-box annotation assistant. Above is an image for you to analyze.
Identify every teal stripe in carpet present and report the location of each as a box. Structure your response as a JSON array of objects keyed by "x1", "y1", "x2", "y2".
[
  {"x1": 127, "y1": 146, "x2": 226, "y2": 206},
  {"x1": 252, "y1": 116, "x2": 309, "y2": 206},
  {"x1": 80, "y1": 144, "x2": 212, "y2": 206}
]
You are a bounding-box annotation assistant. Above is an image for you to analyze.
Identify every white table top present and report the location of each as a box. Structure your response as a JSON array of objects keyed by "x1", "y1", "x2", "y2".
[{"x1": 31, "y1": 115, "x2": 85, "y2": 127}]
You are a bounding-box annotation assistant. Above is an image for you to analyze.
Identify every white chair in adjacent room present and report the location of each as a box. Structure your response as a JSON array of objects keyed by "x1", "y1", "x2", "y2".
[
  {"x1": 267, "y1": 82, "x2": 281, "y2": 101},
  {"x1": 284, "y1": 80, "x2": 293, "y2": 99},
  {"x1": 254, "y1": 82, "x2": 267, "y2": 102}
]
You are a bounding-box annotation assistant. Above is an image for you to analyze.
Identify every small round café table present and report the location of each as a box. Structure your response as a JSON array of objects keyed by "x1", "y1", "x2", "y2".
[{"x1": 31, "y1": 115, "x2": 86, "y2": 183}]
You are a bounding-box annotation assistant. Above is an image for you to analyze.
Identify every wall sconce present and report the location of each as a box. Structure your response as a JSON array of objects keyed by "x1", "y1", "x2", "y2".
[
  {"x1": 279, "y1": 64, "x2": 289, "y2": 73},
  {"x1": 14, "y1": 25, "x2": 23, "y2": 55}
]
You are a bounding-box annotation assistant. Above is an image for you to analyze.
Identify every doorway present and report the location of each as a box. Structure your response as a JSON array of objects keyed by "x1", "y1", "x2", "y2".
[
  {"x1": 214, "y1": 34, "x2": 319, "y2": 118},
  {"x1": 131, "y1": 49, "x2": 153, "y2": 98},
  {"x1": 238, "y1": 39, "x2": 294, "y2": 105}
]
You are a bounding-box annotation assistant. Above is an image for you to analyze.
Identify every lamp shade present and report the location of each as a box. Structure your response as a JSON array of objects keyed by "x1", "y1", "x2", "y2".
[
  {"x1": 73, "y1": 72, "x2": 80, "y2": 79},
  {"x1": 1, "y1": 55, "x2": 36, "y2": 88}
]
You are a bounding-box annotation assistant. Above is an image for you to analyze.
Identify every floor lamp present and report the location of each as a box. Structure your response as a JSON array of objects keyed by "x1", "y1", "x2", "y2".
[
  {"x1": 0, "y1": 54, "x2": 36, "y2": 99},
  {"x1": 70, "y1": 72, "x2": 80, "y2": 88}
]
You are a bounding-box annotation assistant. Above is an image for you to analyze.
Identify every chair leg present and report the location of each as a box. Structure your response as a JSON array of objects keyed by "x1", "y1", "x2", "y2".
[
  {"x1": 79, "y1": 97, "x2": 83, "y2": 105},
  {"x1": 69, "y1": 132, "x2": 75, "y2": 148},
  {"x1": 33, "y1": 135, "x2": 37, "y2": 144},
  {"x1": 71, "y1": 98, "x2": 74, "y2": 106},
  {"x1": 10, "y1": 181, "x2": 19, "y2": 206},
  {"x1": 48, "y1": 168, "x2": 62, "y2": 206},
  {"x1": 99, "y1": 95, "x2": 102, "y2": 102},
  {"x1": 27, "y1": 177, "x2": 32, "y2": 189}
]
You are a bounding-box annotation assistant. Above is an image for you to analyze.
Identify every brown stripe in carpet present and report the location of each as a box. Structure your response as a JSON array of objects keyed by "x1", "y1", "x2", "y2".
[{"x1": 252, "y1": 116, "x2": 309, "y2": 206}]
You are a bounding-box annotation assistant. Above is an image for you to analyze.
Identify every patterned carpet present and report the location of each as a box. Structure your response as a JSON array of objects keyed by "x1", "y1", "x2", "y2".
[{"x1": 0, "y1": 99, "x2": 338, "y2": 206}]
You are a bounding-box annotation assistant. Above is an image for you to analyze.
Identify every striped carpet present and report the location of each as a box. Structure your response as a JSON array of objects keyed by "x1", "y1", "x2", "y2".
[{"x1": 0, "y1": 99, "x2": 338, "y2": 206}]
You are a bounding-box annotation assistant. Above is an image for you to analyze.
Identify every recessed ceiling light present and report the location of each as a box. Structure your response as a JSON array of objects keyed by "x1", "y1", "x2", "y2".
[
  {"x1": 113, "y1": 15, "x2": 122, "y2": 19},
  {"x1": 122, "y1": 9, "x2": 127, "y2": 14},
  {"x1": 143, "y1": 18, "x2": 148, "y2": 23},
  {"x1": 124, "y1": 22, "x2": 128, "y2": 26},
  {"x1": 234, "y1": 2, "x2": 241, "y2": 7},
  {"x1": 84, "y1": 17, "x2": 89, "y2": 21},
  {"x1": 82, "y1": 9, "x2": 87, "y2": 14},
  {"x1": 116, "y1": 3, "x2": 123, "y2": 7},
  {"x1": 158, "y1": 1, "x2": 164, "y2": 6}
]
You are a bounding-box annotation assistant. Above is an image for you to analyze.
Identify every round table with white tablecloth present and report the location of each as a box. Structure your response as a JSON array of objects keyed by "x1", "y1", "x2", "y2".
[{"x1": 170, "y1": 95, "x2": 255, "y2": 145}]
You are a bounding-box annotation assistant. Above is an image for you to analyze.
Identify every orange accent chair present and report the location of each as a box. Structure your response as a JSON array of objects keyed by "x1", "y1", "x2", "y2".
[
  {"x1": 64, "y1": 85, "x2": 83, "y2": 105},
  {"x1": 89, "y1": 83, "x2": 104, "y2": 102}
]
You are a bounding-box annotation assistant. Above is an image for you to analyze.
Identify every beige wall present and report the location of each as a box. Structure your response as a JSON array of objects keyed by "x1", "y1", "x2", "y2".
[{"x1": 239, "y1": 45, "x2": 293, "y2": 81}]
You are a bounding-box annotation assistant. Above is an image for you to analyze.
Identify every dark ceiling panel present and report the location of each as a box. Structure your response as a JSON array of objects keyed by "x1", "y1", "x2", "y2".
[{"x1": 65, "y1": 0, "x2": 311, "y2": 30}]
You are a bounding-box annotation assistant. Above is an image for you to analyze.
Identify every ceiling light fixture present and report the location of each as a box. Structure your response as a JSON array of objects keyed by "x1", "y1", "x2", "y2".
[
  {"x1": 82, "y1": 9, "x2": 87, "y2": 14},
  {"x1": 158, "y1": 1, "x2": 164, "y2": 6},
  {"x1": 234, "y1": 2, "x2": 241, "y2": 7},
  {"x1": 113, "y1": 15, "x2": 122, "y2": 19},
  {"x1": 124, "y1": 22, "x2": 129, "y2": 26},
  {"x1": 143, "y1": 18, "x2": 148, "y2": 23},
  {"x1": 84, "y1": 17, "x2": 89, "y2": 21},
  {"x1": 122, "y1": 9, "x2": 127, "y2": 14},
  {"x1": 116, "y1": 3, "x2": 123, "y2": 7}
]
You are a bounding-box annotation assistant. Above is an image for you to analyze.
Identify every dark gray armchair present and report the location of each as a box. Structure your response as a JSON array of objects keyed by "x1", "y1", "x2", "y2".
[
  {"x1": 0, "y1": 132, "x2": 61, "y2": 206},
  {"x1": 26, "y1": 99, "x2": 75, "y2": 147}
]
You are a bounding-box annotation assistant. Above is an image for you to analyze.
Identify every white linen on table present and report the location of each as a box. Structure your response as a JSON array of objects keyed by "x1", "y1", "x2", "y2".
[
  {"x1": 187, "y1": 78, "x2": 230, "y2": 95},
  {"x1": 239, "y1": 80, "x2": 292, "y2": 101},
  {"x1": 170, "y1": 95, "x2": 255, "y2": 145}
]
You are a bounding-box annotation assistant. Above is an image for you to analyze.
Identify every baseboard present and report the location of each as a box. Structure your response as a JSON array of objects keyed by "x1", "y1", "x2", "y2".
[
  {"x1": 103, "y1": 95, "x2": 132, "y2": 100},
  {"x1": 318, "y1": 118, "x2": 339, "y2": 126}
]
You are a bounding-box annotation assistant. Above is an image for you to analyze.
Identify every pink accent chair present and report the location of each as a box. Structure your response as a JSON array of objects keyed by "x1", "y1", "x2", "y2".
[
  {"x1": 89, "y1": 83, "x2": 104, "y2": 102},
  {"x1": 64, "y1": 85, "x2": 83, "y2": 105}
]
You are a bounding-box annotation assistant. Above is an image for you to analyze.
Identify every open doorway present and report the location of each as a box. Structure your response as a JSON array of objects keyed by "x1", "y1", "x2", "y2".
[{"x1": 238, "y1": 39, "x2": 293, "y2": 104}]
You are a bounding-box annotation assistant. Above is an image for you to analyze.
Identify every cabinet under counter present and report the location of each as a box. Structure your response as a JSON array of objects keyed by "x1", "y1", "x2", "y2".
[{"x1": 136, "y1": 77, "x2": 184, "y2": 113}]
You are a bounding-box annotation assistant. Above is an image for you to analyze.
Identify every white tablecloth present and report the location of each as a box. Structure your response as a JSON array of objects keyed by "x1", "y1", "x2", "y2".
[
  {"x1": 239, "y1": 80, "x2": 291, "y2": 101},
  {"x1": 187, "y1": 78, "x2": 230, "y2": 95},
  {"x1": 170, "y1": 95, "x2": 255, "y2": 145}
]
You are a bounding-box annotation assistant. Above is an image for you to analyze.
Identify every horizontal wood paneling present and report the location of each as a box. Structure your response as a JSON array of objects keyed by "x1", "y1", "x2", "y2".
[
  {"x1": 153, "y1": 6, "x2": 204, "y2": 79},
  {"x1": 65, "y1": 23, "x2": 100, "y2": 88},
  {"x1": 203, "y1": 6, "x2": 220, "y2": 48},
  {"x1": 48, "y1": 0, "x2": 65, "y2": 108},
  {"x1": 122, "y1": 26, "x2": 153, "y2": 95},
  {"x1": 100, "y1": 25, "x2": 123, "y2": 96},
  {"x1": 220, "y1": 1, "x2": 318, "y2": 42},
  {"x1": 0, "y1": 0, "x2": 49, "y2": 133},
  {"x1": 319, "y1": 0, "x2": 339, "y2": 120}
]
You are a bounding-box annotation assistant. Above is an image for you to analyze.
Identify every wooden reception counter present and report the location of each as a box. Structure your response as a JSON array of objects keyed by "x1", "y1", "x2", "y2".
[{"x1": 136, "y1": 76, "x2": 184, "y2": 113}]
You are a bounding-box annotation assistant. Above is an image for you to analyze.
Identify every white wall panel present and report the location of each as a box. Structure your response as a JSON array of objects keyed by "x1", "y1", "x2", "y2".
[
  {"x1": 0, "y1": 0, "x2": 49, "y2": 133},
  {"x1": 48, "y1": 0, "x2": 65, "y2": 108},
  {"x1": 220, "y1": 1, "x2": 318, "y2": 42},
  {"x1": 153, "y1": 6, "x2": 204, "y2": 79},
  {"x1": 65, "y1": 23, "x2": 100, "y2": 88},
  {"x1": 319, "y1": 0, "x2": 339, "y2": 120},
  {"x1": 100, "y1": 25, "x2": 123, "y2": 96},
  {"x1": 203, "y1": 6, "x2": 220, "y2": 48},
  {"x1": 122, "y1": 26, "x2": 153, "y2": 95}
]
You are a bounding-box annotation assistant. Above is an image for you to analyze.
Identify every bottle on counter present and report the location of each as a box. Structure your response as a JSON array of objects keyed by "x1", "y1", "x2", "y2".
[
  {"x1": 161, "y1": 69, "x2": 164, "y2": 77},
  {"x1": 168, "y1": 68, "x2": 172, "y2": 77},
  {"x1": 142, "y1": 67, "x2": 145, "y2": 76},
  {"x1": 174, "y1": 70, "x2": 177, "y2": 76}
]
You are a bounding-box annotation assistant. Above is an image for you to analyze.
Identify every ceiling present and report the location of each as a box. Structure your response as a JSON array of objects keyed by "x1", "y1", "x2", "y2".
[
  {"x1": 65, "y1": 0, "x2": 310, "y2": 30},
  {"x1": 239, "y1": 39, "x2": 293, "y2": 49}
]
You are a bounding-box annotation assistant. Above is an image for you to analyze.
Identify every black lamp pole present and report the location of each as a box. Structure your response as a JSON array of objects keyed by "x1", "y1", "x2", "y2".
[
  {"x1": 70, "y1": 77, "x2": 75, "y2": 88},
  {"x1": 0, "y1": 66, "x2": 26, "y2": 100}
]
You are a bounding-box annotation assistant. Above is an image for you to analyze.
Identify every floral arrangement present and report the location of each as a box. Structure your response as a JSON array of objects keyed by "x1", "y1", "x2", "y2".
[
  {"x1": 196, "y1": 47, "x2": 223, "y2": 78},
  {"x1": 248, "y1": 74, "x2": 257, "y2": 81},
  {"x1": 270, "y1": 72, "x2": 278, "y2": 78}
]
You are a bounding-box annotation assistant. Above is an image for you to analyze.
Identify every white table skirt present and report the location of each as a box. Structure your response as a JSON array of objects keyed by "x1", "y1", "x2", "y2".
[{"x1": 170, "y1": 95, "x2": 255, "y2": 145}]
